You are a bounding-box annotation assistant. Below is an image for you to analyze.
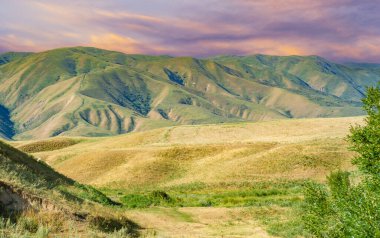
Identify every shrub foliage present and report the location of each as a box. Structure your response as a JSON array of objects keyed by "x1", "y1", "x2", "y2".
[{"x1": 303, "y1": 84, "x2": 380, "y2": 237}]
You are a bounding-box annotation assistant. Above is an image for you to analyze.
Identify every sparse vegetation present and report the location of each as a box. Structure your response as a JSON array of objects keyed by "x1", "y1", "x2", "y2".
[{"x1": 88, "y1": 214, "x2": 139, "y2": 235}]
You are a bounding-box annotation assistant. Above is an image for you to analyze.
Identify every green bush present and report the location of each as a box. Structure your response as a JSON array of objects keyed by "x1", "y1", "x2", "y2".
[
  {"x1": 121, "y1": 190, "x2": 173, "y2": 208},
  {"x1": 121, "y1": 194, "x2": 152, "y2": 208},
  {"x1": 150, "y1": 190, "x2": 171, "y2": 202},
  {"x1": 349, "y1": 85, "x2": 380, "y2": 175},
  {"x1": 303, "y1": 84, "x2": 380, "y2": 237},
  {"x1": 304, "y1": 172, "x2": 380, "y2": 237},
  {"x1": 88, "y1": 215, "x2": 139, "y2": 236}
]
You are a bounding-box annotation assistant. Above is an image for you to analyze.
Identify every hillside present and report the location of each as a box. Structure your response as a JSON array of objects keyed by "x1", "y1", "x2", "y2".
[
  {"x1": 16, "y1": 116, "x2": 361, "y2": 189},
  {"x1": 0, "y1": 140, "x2": 111, "y2": 203},
  {"x1": 0, "y1": 47, "x2": 378, "y2": 139},
  {"x1": 0, "y1": 140, "x2": 138, "y2": 237}
]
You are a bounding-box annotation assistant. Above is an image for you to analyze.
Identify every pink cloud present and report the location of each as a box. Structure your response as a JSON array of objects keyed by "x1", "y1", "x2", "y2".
[{"x1": 1, "y1": 0, "x2": 380, "y2": 62}]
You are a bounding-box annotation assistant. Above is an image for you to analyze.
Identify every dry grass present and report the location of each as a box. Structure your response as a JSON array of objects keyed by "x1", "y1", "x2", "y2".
[
  {"x1": 12, "y1": 116, "x2": 362, "y2": 189},
  {"x1": 8, "y1": 116, "x2": 364, "y2": 237},
  {"x1": 126, "y1": 207, "x2": 276, "y2": 238},
  {"x1": 17, "y1": 138, "x2": 81, "y2": 153}
]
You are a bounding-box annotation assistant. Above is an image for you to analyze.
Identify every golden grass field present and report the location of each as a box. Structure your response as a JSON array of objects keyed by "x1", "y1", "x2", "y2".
[{"x1": 11, "y1": 116, "x2": 364, "y2": 237}]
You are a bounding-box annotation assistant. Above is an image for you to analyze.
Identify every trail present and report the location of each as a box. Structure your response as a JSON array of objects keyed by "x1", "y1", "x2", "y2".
[
  {"x1": 152, "y1": 86, "x2": 170, "y2": 109},
  {"x1": 147, "y1": 86, "x2": 170, "y2": 119}
]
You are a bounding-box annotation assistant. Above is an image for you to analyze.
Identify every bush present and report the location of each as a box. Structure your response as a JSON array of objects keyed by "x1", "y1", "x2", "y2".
[
  {"x1": 349, "y1": 85, "x2": 380, "y2": 175},
  {"x1": 121, "y1": 194, "x2": 152, "y2": 208},
  {"x1": 150, "y1": 190, "x2": 171, "y2": 202},
  {"x1": 178, "y1": 97, "x2": 193, "y2": 105},
  {"x1": 121, "y1": 190, "x2": 173, "y2": 208},
  {"x1": 303, "y1": 84, "x2": 380, "y2": 237},
  {"x1": 304, "y1": 172, "x2": 380, "y2": 237},
  {"x1": 88, "y1": 215, "x2": 139, "y2": 236}
]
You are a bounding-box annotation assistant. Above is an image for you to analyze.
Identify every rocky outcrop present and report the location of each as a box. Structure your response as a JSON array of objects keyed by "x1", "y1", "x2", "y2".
[
  {"x1": 0, "y1": 181, "x2": 62, "y2": 216},
  {"x1": 0, "y1": 181, "x2": 29, "y2": 214}
]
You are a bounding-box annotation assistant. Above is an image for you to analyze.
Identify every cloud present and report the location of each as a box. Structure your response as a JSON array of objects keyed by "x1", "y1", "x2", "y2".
[
  {"x1": 0, "y1": 34, "x2": 42, "y2": 52},
  {"x1": 1, "y1": 0, "x2": 380, "y2": 62},
  {"x1": 89, "y1": 34, "x2": 145, "y2": 54}
]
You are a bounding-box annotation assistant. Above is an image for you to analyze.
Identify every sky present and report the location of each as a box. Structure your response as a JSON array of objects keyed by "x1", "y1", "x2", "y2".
[{"x1": 1, "y1": 0, "x2": 380, "y2": 62}]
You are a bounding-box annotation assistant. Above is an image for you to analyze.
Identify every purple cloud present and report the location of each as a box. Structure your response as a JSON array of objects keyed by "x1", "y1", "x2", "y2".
[{"x1": 0, "y1": 0, "x2": 380, "y2": 62}]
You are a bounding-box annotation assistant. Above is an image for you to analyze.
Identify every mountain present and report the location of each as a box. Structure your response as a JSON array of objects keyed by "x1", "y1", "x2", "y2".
[{"x1": 0, "y1": 47, "x2": 378, "y2": 139}]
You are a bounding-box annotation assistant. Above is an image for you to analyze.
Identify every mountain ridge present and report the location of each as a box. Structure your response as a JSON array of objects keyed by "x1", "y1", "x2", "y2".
[{"x1": 0, "y1": 47, "x2": 379, "y2": 139}]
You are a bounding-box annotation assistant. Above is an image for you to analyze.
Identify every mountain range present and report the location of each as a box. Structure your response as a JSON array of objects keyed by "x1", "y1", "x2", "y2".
[{"x1": 0, "y1": 47, "x2": 379, "y2": 139}]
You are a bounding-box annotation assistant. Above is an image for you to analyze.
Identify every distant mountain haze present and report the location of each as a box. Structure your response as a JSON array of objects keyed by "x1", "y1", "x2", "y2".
[{"x1": 0, "y1": 47, "x2": 379, "y2": 140}]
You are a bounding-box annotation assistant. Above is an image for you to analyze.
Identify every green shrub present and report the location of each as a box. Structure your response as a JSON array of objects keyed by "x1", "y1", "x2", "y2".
[
  {"x1": 121, "y1": 190, "x2": 173, "y2": 208},
  {"x1": 121, "y1": 194, "x2": 152, "y2": 208},
  {"x1": 150, "y1": 190, "x2": 171, "y2": 202},
  {"x1": 178, "y1": 97, "x2": 193, "y2": 105},
  {"x1": 303, "y1": 84, "x2": 380, "y2": 237},
  {"x1": 349, "y1": 85, "x2": 380, "y2": 176},
  {"x1": 88, "y1": 215, "x2": 139, "y2": 236},
  {"x1": 304, "y1": 172, "x2": 380, "y2": 237}
]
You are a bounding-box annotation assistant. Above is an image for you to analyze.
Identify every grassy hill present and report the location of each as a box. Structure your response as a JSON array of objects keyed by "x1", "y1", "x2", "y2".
[
  {"x1": 20, "y1": 116, "x2": 361, "y2": 188},
  {"x1": 12, "y1": 116, "x2": 363, "y2": 237},
  {"x1": 0, "y1": 47, "x2": 378, "y2": 139},
  {"x1": 0, "y1": 140, "x2": 138, "y2": 237}
]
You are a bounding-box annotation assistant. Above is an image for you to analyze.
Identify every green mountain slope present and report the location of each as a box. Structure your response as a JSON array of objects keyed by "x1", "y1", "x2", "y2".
[
  {"x1": 0, "y1": 47, "x2": 378, "y2": 139},
  {"x1": 0, "y1": 52, "x2": 32, "y2": 66}
]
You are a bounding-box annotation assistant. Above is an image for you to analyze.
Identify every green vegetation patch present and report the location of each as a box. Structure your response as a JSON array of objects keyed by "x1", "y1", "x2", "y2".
[
  {"x1": 103, "y1": 180, "x2": 305, "y2": 209},
  {"x1": 120, "y1": 190, "x2": 173, "y2": 208}
]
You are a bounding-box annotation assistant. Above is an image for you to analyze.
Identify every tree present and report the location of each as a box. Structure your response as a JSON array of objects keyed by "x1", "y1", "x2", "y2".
[
  {"x1": 349, "y1": 85, "x2": 380, "y2": 176},
  {"x1": 303, "y1": 84, "x2": 380, "y2": 237}
]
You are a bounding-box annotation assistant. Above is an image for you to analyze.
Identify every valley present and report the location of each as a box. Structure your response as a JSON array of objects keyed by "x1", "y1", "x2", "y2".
[
  {"x1": 9, "y1": 116, "x2": 363, "y2": 237},
  {"x1": 1, "y1": 1, "x2": 379, "y2": 237}
]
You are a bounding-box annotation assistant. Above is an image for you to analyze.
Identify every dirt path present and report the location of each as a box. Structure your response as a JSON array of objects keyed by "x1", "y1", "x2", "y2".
[
  {"x1": 152, "y1": 86, "x2": 170, "y2": 109},
  {"x1": 125, "y1": 207, "x2": 276, "y2": 238}
]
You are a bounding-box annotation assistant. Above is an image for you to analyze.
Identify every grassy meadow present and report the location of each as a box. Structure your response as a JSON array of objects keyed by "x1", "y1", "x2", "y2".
[{"x1": 7, "y1": 116, "x2": 363, "y2": 237}]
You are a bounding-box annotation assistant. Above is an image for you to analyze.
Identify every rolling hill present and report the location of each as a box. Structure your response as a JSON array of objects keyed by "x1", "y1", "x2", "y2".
[
  {"x1": 0, "y1": 47, "x2": 378, "y2": 139},
  {"x1": 13, "y1": 116, "x2": 363, "y2": 237},
  {"x1": 16, "y1": 116, "x2": 361, "y2": 189}
]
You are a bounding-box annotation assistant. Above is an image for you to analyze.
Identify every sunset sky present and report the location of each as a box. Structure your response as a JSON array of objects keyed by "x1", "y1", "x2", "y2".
[{"x1": 1, "y1": 0, "x2": 379, "y2": 62}]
